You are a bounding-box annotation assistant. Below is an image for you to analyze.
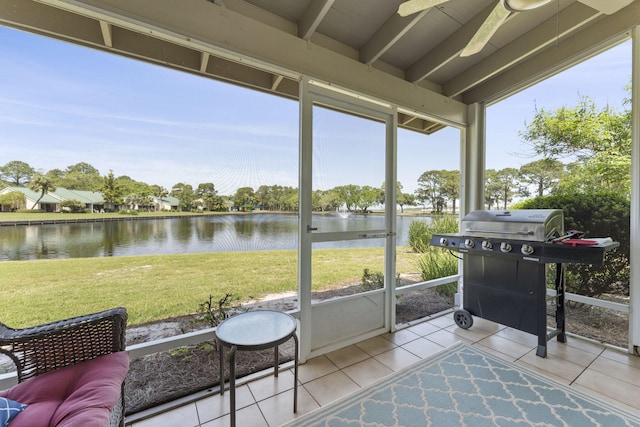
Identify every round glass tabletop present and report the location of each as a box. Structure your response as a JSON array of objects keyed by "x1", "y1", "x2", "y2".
[{"x1": 216, "y1": 310, "x2": 297, "y2": 348}]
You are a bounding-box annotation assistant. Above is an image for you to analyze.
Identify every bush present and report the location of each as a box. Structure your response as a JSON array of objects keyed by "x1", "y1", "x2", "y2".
[
  {"x1": 517, "y1": 191, "x2": 629, "y2": 297},
  {"x1": 61, "y1": 199, "x2": 87, "y2": 213},
  {"x1": 15, "y1": 209, "x2": 43, "y2": 213},
  {"x1": 408, "y1": 216, "x2": 458, "y2": 253},
  {"x1": 417, "y1": 249, "x2": 458, "y2": 296}
]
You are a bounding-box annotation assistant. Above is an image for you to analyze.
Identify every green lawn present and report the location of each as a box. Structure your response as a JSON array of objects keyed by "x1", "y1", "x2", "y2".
[{"x1": 1, "y1": 248, "x2": 420, "y2": 327}]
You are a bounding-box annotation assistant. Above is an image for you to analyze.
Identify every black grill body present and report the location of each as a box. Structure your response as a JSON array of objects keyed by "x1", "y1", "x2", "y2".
[{"x1": 431, "y1": 209, "x2": 619, "y2": 357}]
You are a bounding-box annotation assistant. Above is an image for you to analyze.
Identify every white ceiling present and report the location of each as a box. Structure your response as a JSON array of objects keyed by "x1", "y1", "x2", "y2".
[{"x1": 0, "y1": 0, "x2": 638, "y2": 133}]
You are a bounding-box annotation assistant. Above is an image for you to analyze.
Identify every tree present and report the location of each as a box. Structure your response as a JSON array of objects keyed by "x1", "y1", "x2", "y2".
[
  {"x1": 197, "y1": 182, "x2": 225, "y2": 211},
  {"x1": 171, "y1": 183, "x2": 196, "y2": 211},
  {"x1": 519, "y1": 159, "x2": 565, "y2": 197},
  {"x1": 333, "y1": 185, "x2": 360, "y2": 212},
  {"x1": 396, "y1": 191, "x2": 415, "y2": 213},
  {"x1": 100, "y1": 170, "x2": 123, "y2": 210},
  {"x1": 59, "y1": 162, "x2": 102, "y2": 190},
  {"x1": 415, "y1": 170, "x2": 455, "y2": 213},
  {"x1": 231, "y1": 187, "x2": 256, "y2": 211},
  {"x1": 485, "y1": 168, "x2": 521, "y2": 209},
  {"x1": 0, "y1": 191, "x2": 26, "y2": 210},
  {"x1": 1, "y1": 161, "x2": 34, "y2": 186},
  {"x1": 355, "y1": 185, "x2": 383, "y2": 213},
  {"x1": 28, "y1": 173, "x2": 56, "y2": 210},
  {"x1": 440, "y1": 170, "x2": 460, "y2": 214},
  {"x1": 519, "y1": 95, "x2": 631, "y2": 194}
]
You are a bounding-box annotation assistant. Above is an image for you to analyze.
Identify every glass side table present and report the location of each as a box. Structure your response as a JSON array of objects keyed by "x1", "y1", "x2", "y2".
[{"x1": 216, "y1": 310, "x2": 298, "y2": 427}]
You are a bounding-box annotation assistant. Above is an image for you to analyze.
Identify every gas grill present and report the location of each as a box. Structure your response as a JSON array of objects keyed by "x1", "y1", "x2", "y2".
[{"x1": 431, "y1": 209, "x2": 619, "y2": 357}]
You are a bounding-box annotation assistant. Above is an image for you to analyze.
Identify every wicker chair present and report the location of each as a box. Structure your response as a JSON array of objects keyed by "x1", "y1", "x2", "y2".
[{"x1": 0, "y1": 307, "x2": 128, "y2": 427}]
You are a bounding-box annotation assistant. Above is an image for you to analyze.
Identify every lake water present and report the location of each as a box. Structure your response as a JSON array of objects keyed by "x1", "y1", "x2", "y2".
[{"x1": 0, "y1": 213, "x2": 432, "y2": 261}]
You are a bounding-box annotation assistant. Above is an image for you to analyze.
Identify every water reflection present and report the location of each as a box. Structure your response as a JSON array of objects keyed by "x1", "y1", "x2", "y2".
[{"x1": 0, "y1": 213, "x2": 431, "y2": 261}]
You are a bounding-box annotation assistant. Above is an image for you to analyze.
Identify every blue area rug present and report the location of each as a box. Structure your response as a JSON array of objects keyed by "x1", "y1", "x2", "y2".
[{"x1": 286, "y1": 342, "x2": 640, "y2": 427}]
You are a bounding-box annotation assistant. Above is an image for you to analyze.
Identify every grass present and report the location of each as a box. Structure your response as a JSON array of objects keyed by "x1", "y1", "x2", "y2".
[{"x1": 1, "y1": 248, "x2": 420, "y2": 327}]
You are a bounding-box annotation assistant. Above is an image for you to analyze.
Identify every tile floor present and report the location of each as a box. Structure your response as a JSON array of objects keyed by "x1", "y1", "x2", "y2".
[{"x1": 127, "y1": 314, "x2": 640, "y2": 426}]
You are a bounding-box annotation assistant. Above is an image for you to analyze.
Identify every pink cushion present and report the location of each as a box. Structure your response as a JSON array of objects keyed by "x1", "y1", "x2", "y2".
[{"x1": 0, "y1": 352, "x2": 129, "y2": 427}]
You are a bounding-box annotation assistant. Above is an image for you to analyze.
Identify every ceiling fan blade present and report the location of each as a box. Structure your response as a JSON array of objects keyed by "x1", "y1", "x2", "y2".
[
  {"x1": 398, "y1": 0, "x2": 450, "y2": 17},
  {"x1": 460, "y1": 0, "x2": 511, "y2": 57}
]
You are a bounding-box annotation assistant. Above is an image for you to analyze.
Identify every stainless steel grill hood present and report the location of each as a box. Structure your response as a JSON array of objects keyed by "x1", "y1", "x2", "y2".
[{"x1": 461, "y1": 209, "x2": 564, "y2": 242}]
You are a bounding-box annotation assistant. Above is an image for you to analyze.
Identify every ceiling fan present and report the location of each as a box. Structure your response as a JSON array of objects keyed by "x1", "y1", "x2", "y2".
[{"x1": 398, "y1": 0, "x2": 632, "y2": 57}]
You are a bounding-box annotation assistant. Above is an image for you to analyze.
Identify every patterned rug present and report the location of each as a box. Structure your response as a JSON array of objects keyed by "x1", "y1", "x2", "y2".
[{"x1": 285, "y1": 342, "x2": 640, "y2": 427}]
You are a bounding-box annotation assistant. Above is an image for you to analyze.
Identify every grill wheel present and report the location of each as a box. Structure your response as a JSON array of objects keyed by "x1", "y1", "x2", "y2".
[{"x1": 453, "y1": 309, "x2": 473, "y2": 329}]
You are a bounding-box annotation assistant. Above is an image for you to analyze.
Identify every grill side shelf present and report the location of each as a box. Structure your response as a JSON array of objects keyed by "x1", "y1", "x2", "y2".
[{"x1": 430, "y1": 234, "x2": 619, "y2": 265}]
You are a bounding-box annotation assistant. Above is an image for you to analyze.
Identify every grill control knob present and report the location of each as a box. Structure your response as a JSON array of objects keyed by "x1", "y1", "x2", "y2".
[
  {"x1": 500, "y1": 242, "x2": 512, "y2": 253},
  {"x1": 464, "y1": 239, "x2": 475, "y2": 248},
  {"x1": 521, "y1": 244, "x2": 534, "y2": 255},
  {"x1": 439, "y1": 237, "x2": 449, "y2": 246},
  {"x1": 481, "y1": 241, "x2": 493, "y2": 250}
]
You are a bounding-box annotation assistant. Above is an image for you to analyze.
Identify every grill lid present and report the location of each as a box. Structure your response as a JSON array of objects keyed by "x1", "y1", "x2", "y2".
[{"x1": 461, "y1": 209, "x2": 563, "y2": 242}]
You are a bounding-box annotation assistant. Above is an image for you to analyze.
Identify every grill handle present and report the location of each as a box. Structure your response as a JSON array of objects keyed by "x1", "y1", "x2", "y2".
[{"x1": 464, "y1": 229, "x2": 534, "y2": 236}]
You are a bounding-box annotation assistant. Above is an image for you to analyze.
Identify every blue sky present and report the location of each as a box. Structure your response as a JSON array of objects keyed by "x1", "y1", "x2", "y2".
[{"x1": 0, "y1": 26, "x2": 632, "y2": 195}]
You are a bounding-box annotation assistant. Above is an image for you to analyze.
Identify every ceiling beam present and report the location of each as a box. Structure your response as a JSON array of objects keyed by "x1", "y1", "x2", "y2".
[
  {"x1": 462, "y1": 0, "x2": 640, "y2": 104},
  {"x1": 299, "y1": 0, "x2": 334, "y2": 40},
  {"x1": 33, "y1": 0, "x2": 467, "y2": 126},
  {"x1": 359, "y1": 8, "x2": 430, "y2": 65},
  {"x1": 445, "y1": 2, "x2": 601, "y2": 98},
  {"x1": 99, "y1": 20, "x2": 111, "y2": 47}
]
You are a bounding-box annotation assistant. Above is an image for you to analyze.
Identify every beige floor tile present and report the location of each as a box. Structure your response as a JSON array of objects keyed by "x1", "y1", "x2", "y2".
[
  {"x1": 404, "y1": 320, "x2": 441, "y2": 337},
  {"x1": 476, "y1": 334, "x2": 532, "y2": 359},
  {"x1": 572, "y1": 383, "x2": 640, "y2": 417},
  {"x1": 303, "y1": 370, "x2": 360, "y2": 406},
  {"x1": 424, "y1": 329, "x2": 466, "y2": 348},
  {"x1": 559, "y1": 335, "x2": 605, "y2": 355},
  {"x1": 426, "y1": 314, "x2": 456, "y2": 329},
  {"x1": 247, "y1": 370, "x2": 295, "y2": 402},
  {"x1": 381, "y1": 328, "x2": 420, "y2": 346},
  {"x1": 574, "y1": 367, "x2": 640, "y2": 410},
  {"x1": 258, "y1": 386, "x2": 320, "y2": 427},
  {"x1": 196, "y1": 385, "x2": 255, "y2": 423},
  {"x1": 445, "y1": 323, "x2": 497, "y2": 342},
  {"x1": 494, "y1": 327, "x2": 539, "y2": 347},
  {"x1": 588, "y1": 354, "x2": 640, "y2": 384},
  {"x1": 324, "y1": 344, "x2": 370, "y2": 369},
  {"x1": 200, "y1": 403, "x2": 267, "y2": 427},
  {"x1": 401, "y1": 337, "x2": 445, "y2": 359},
  {"x1": 355, "y1": 335, "x2": 397, "y2": 356},
  {"x1": 374, "y1": 346, "x2": 421, "y2": 371},
  {"x1": 131, "y1": 403, "x2": 200, "y2": 427},
  {"x1": 297, "y1": 355, "x2": 338, "y2": 384},
  {"x1": 517, "y1": 352, "x2": 584, "y2": 383},
  {"x1": 467, "y1": 317, "x2": 504, "y2": 334},
  {"x1": 342, "y1": 357, "x2": 393, "y2": 387},
  {"x1": 544, "y1": 340, "x2": 599, "y2": 367},
  {"x1": 600, "y1": 347, "x2": 640, "y2": 369}
]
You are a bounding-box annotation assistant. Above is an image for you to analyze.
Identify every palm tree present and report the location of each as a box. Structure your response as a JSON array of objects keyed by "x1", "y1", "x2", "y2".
[{"x1": 29, "y1": 173, "x2": 56, "y2": 210}]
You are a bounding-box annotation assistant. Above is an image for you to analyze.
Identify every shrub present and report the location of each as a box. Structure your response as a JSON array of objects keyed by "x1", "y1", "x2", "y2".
[
  {"x1": 61, "y1": 199, "x2": 86, "y2": 213},
  {"x1": 360, "y1": 269, "x2": 401, "y2": 291},
  {"x1": 517, "y1": 191, "x2": 629, "y2": 297},
  {"x1": 408, "y1": 216, "x2": 458, "y2": 253},
  {"x1": 417, "y1": 249, "x2": 458, "y2": 296}
]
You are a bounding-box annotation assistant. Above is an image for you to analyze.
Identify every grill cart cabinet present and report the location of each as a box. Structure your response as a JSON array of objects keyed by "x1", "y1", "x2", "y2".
[{"x1": 431, "y1": 209, "x2": 619, "y2": 358}]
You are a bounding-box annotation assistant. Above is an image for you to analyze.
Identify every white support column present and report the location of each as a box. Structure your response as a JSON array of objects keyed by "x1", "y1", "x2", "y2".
[
  {"x1": 298, "y1": 78, "x2": 313, "y2": 362},
  {"x1": 385, "y1": 108, "x2": 398, "y2": 331},
  {"x1": 629, "y1": 26, "x2": 640, "y2": 354},
  {"x1": 461, "y1": 102, "x2": 486, "y2": 215},
  {"x1": 457, "y1": 102, "x2": 486, "y2": 307}
]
